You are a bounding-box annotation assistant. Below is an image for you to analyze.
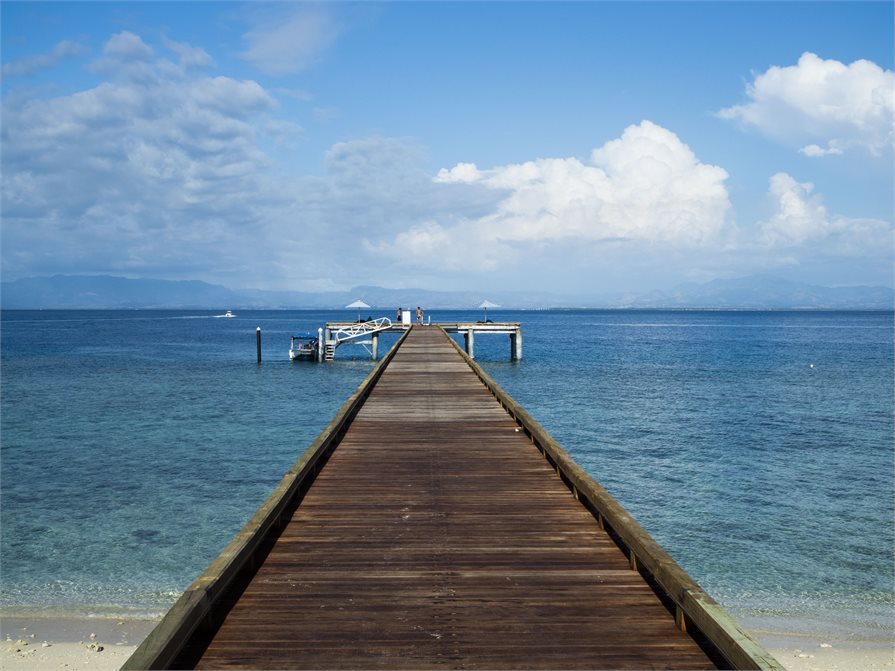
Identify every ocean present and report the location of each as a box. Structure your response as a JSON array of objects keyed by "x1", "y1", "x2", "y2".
[{"x1": 1, "y1": 309, "x2": 893, "y2": 641}]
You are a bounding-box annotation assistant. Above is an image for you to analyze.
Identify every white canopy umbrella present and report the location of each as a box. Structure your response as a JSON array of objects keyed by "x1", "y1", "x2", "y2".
[
  {"x1": 346, "y1": 299, "x2": 371, "y2": 321},
  {"x1": 478, "y1": 300, "x2": 500, "y2": 321}
]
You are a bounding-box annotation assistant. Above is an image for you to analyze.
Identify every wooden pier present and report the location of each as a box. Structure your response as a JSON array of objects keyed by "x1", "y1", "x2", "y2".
[
  {"x1": 126, "y1": 326, "x2": 782, "y2": 670},
  {"x1": 322, "y1": 321, "x2": 522, "y2": 361}
]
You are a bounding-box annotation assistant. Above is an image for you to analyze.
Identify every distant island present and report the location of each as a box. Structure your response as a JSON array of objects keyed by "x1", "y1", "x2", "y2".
[{"x1": 0, "y1": 274, "x2": 892, "y2": 310}]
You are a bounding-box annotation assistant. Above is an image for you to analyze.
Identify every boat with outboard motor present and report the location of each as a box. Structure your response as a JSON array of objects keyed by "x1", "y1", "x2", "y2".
[{"x1": 289, "y1": 333, "x2": 319, "y2": 360}]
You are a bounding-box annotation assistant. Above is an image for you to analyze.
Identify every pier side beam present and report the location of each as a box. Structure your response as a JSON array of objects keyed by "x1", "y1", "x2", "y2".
[
  {"x1": 372, "y1": 333, "x2": 379, "y2": 360},
  {"x1": 511, "y1": 327, "x2": 522, "y2": 361}
]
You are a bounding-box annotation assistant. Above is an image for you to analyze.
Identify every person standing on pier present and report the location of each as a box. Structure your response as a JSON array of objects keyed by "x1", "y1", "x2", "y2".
[
  {"x1": 396, "y1": 307, "x2": 402, "y2": 324},
  {"x1": 416, "y1": 306, "x2": 424, "y2": 324}
]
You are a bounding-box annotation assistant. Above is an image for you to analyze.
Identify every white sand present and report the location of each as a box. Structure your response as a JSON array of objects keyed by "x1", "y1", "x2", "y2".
[
  {"x1": 746, "y1": 613, "x2": 894, "y2": 671},
  {"x1": 753, "y1": 629, "x2": 894, "y2": 671},
  {"x1": 1, "y1": 616, "x2": 158, "y2": 671},
  {"x1": 1, "y1": 613, "x2": 892, "y2": 670},
  {"x1": 766, "y1": 643, "x2": 894, "y2": 671}
]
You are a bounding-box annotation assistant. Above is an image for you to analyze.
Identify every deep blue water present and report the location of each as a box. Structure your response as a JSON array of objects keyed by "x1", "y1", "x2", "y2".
[{"x1": 2, "y1": 309, "x2": 893, "y2": 637}]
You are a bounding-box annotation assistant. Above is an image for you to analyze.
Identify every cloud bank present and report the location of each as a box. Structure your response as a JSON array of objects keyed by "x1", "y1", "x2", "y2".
[
  {"x1": 2, "y1": 31, "x2": 891, "y2": 292},
  {"x1": 365, "y1": 120, "x2": 891, "y2": 286},
  {"x1": 719, "y1": 52, "x2": 895, "y2": 157},
  {"x1": 368, "y1": 121, "x2": 733, "y2": 271},
  {"x1": 2, "y1": 32, "x2": 281, "y2": 281}
]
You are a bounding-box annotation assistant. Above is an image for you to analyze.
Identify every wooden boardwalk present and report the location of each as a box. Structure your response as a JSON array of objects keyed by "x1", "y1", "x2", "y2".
[{"x1": 127, "y1": 326, "x2": 781, "y2": 670}]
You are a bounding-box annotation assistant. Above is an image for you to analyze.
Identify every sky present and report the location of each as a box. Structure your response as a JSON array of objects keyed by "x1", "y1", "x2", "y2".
[{"x1": 1, "y1": 1, "x2": 893, "y2": 295}]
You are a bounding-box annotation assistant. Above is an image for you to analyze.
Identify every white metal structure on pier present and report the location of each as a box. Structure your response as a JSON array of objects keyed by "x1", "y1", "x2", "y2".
[
  {"x1": 319, "y1": 321, "x2": 522, "y2": 362},
  {"x1": 323, "y1": 317, "x2": 392, "y2": 361}
]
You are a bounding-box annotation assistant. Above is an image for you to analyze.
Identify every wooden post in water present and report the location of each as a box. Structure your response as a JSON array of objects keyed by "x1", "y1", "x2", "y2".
[
  {"x1": 464, "y1": 329, "x2": 475, "y2": 359},
  {"x1": 510, "y1": 327, "x2": 522, "y2": 361},
  {"x1": 317, "y1": 328, "x2": 324, "y2": 363},
  {"x1": 256, "y1": 327, "x2": 262, "y2": 364},
  {"x1": 372, "y1": 333, "x2": 379, "y2": 360}
]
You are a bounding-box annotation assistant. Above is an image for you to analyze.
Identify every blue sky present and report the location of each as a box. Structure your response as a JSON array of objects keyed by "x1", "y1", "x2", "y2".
[{"x1": 2, "y1": 1, "x2": 892, "y2": 294}]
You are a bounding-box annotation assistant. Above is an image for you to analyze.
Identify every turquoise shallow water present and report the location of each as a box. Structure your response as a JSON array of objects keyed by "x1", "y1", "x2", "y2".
[{"x1": 2, "y1": 309, "x2": 893, "y2": 638}]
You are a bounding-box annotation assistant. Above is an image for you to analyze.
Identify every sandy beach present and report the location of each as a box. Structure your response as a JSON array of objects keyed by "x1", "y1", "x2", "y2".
[
  {"x1": 757, "y1": 634, "x2": 894, "y2": 671},
  {"x1": 1, "y1": 616, "x2": 158, "y2": 671},
  {"x1": 767, "y1": 643, "x2": 894, "y2": 671},
  {"x1": 745, "y1": 613, "x2": 895, "y2": 671},
  {"x1": 1, "y1": 613, "x2": 892, "y2": 670}
]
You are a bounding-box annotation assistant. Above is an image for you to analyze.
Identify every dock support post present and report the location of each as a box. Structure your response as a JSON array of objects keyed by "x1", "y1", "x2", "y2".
[
  {"x1": 256, "y1": 327, "x2": 262, "y2": 364},
  {"x1": 510, "y1": 327, "x2": 522, "y2": 361},
  {"x1": 372, "y1": 333, "x2": 379, "y2": 360},
  {"x1": 317, "y1": 328, "x2": 324, "y2": 363},
  {"x1": 464, "y1": 329, "x2": 475, "y2": 359}
]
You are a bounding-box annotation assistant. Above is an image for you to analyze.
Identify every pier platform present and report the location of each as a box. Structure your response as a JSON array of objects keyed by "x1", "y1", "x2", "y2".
[
  {"x1": 125, "y1": 326, "x2": 781, "y2": 670},
  {"x1": 322, "y1": 321, "x2": 521, "y2": 361}
]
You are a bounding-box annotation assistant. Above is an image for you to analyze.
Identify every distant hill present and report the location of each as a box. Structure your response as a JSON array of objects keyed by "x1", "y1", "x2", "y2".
[
  {"x1": 626, "y1": 275, "x2": 894, "y2": 309},
  {"x1": 1, "y1": 274, "x2": 892, "y2": 310},
  {"x1": 0, "y1": 275, "x2": 242, "y2": 309},
  {"x1": 0, "y1": 275, "x2": 593, "y2": 310},
  {"x1": 0, "y1": 275, "x2": 245, "y2": 309},
  {"x1": 0, "y1": 275, "x2": 556, "y2": 310}
]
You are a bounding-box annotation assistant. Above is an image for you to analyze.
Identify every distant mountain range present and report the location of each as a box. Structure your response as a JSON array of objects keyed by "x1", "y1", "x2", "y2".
[
  {"x1": 1, "y1": 274, "x2": 892, "y2": 310},
  {"x1": 619, "y1": 275, "x2": 894, "y2": 309}
]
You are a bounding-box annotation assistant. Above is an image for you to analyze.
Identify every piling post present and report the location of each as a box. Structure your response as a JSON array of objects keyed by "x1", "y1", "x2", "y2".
[
  {"x1": 317, "y1": 328, "x2": 324, "y2": 363},
  {"x1": 256, "y1": 327, "x2": 262, "y2": 364},
  {"x1": 372, "y1": 333, "x2": 379, "y2": 360},
  {"x1": 511, "y1": 327, "x2": 522, "y2": 361},
  {"x1": 465, "y1": 329, "x2": 475, "y2": 359}
]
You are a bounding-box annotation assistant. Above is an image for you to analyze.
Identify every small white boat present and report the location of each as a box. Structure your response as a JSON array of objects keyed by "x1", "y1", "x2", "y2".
[
  {"x1": 223, "y1": 310, "x2": 235, "y2": 318},
  {"x1": 290, "y1": 333, "x2": 319, "y2": 361}
]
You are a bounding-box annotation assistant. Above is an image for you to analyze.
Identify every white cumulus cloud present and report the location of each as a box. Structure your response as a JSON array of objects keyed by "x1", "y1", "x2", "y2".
[
  {"x1": 719, "y1": 52, "x2": 895, "y2": 156},
  {"x1": 760, "y1": 173, "x2": 830, "y2": 246},
  {"x1": 364, "y1": 121, "x2": 735, "y2": 282},
  {"x1": 370, "y1": 122, "x2": 892, "y2": 287},
  {"x1": 428, "y1": 120, "x2": 732, "y2": 250},
  {"x1": 760, "y1": 172, "x2": 892, "y2": 255}
]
